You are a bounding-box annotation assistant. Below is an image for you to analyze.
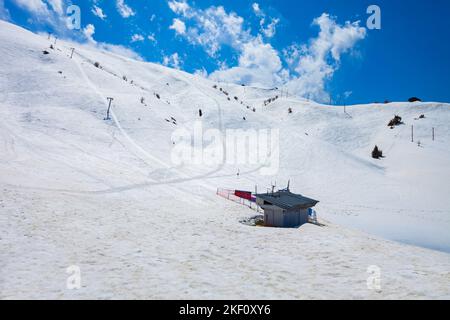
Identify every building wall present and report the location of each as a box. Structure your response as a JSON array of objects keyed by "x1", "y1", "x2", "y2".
[
  {"x1": 264, "y1": 208, "x2": 285, "y2": 227},
  {"x1": 263, "y1": 207, "x2": 309, "y2": 228},
  {"x1": 284, "y1": 209, "x2": 299, "y2": 227},
  {"x1": 286, "y1": 209, "x2": 309, "y2": 227}
]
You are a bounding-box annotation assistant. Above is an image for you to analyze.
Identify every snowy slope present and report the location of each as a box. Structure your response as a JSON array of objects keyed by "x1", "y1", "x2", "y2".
[{"x1": 0, "y1": 20, "x2": 450, "y2": 299}]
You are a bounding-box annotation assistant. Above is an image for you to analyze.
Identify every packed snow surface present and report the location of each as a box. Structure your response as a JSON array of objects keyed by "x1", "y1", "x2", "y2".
[{"x1": 0, "y1": 21, "x2": 449, "y2": 299}]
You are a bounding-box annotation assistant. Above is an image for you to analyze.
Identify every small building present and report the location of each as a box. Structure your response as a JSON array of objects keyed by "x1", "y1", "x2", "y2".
[{"x1": 256, "y1": 189, "x2": 319, "y2": 228}]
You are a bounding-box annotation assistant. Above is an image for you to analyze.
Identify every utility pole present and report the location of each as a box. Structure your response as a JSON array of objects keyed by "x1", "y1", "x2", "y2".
[
  {"x1": 70, "y1": 48, "x2": 75, "y2": 59},
  {"x1": 432, "y1": 127, "x2": 435, "y2": 141},
  {"x1": 411, "y1": 125, "x2": 414, "y2": 143},
  {"x1": 105, "y1": 97, "x2": 114, "y2": 120}
]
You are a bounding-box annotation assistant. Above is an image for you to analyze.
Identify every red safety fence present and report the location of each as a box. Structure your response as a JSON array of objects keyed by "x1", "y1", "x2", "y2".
[
  {"x1": 235, "y1": 190, "x2": 253, "y2": 201},
  {"x1": 217, "y1": 188, "x2": 259, "y2": 211}
]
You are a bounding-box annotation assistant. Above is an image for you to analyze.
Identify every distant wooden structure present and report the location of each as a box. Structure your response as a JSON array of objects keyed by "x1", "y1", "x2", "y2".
[{"x1": 256, "y1": 187, "x2": 319, "y2": 228}]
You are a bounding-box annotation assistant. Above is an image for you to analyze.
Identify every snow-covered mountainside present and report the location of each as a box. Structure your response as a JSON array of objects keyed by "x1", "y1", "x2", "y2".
[{"x1": 1, "y1": 20, "x2": 449, "y2": 299}]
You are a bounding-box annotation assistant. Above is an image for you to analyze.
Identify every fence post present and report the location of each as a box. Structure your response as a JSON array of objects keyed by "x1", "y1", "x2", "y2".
[{"x1": 255, "y1": 185, "x2": 258, "y2": 213}]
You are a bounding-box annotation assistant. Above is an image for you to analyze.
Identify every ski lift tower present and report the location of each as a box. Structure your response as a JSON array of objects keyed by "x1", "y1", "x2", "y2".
[{"x1": 105, "y1": 97, "x2": 114, "y2": 120}]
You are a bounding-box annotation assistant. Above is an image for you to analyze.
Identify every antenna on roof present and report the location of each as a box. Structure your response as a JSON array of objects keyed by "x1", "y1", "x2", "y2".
[
  {"x1": 271, "y1": 181, "x2": 276, "y2": 195},
  {"x1": 287, "y1": 180, "x2": 290, "y2": 192}
]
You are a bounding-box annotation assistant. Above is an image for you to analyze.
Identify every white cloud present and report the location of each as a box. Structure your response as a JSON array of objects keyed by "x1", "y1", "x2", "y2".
[
  {"x1": 344, "y1": 91, "x2": 353, "y2": 99},
  {"x1": 92, "y1": 5, "x2": 107, "y2": 20},
  {"x1": 46, "y1": 0, "x2": 63, "y2": 15},
  {"x1": 10, "y1": 0, "x2": 71, "y2": 35},
  {"x1": 100, "y1": 44, "x2": 143, "y2": 61},
  {"x1": 285, "y1": 13, "x2": 366, "y2": 102},
  {"x1": 168, "y1": 1, "x2": 366, "y2": 102},
  {"x1": 11, "y1": 0, "x2": 50, "y2": 16},
  {"x1": 116, "y1": 0, "x2": 135, "y2": 18},
  {"x1": 83, "y1": 42, "x2": 144, "y2": 61},
  {"x1": 168, "y1": 3, "x2": 249, "y2": 57},
  {"x1": 169, "y1": 1, "x2": 282, "y2": 87},
  {"x1": 77, "y1": 23, "x2": 143, "y2": 61},
  {"x1": 83, "y1": 23, "x2": 96, "y2": 44},
  {"x1": 251, "y1": 3, "x2": 279, "y2": 38},
  {"x1": 210, "y1": 36, "x2": 287, "y2": 88},
  {"x1": 168, "y1": 0, "x2": 190, "y2": 16},
  {"x1": 194, "y1": 68, "x2": 208, "y2": 78},
  {"x1": 169, "y1": 18, "x2": 186, "y2": 35},
  {"x1": 163, "y1": 52, "x2": 182, "y2": 69},
  {"x1": 131, "y1": 34, "x2": 145, "y2": 42},
  {"x1": 8, "y1": 0, "x2": 143, "y2": 63},
  {"x1": 233, "y1": 15, "x2": 365, "y2": 101},
  {"x1": 147, "y1": 33, "x2": 157, "y2": 43},
  {"x1": 262, "y1": 18, "x2": 279, "y2": 38},
  {"x1": 252, "y1": 3, "x2": 262, "y2": 17}
]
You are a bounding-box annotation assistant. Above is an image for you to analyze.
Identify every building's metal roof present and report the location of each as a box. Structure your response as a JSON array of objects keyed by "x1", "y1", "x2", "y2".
[{"x1": 256, "y1": 190, "x2": 319, "y2": 210}]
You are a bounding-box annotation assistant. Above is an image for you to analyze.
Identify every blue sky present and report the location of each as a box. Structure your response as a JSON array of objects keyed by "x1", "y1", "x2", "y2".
[{"x1": 1, "y1": 0, "x2": 449, "y2": 104}]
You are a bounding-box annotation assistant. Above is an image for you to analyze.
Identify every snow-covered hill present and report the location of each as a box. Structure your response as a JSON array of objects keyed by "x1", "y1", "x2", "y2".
[{"x1": 1, "y1": 20, "x2": 449, "y2": 299}]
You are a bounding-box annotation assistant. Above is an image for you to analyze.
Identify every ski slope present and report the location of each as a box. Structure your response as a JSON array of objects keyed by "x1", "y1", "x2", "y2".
[{"x1": 1, "y1": 20, "x2": 450, "y2": 299}]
